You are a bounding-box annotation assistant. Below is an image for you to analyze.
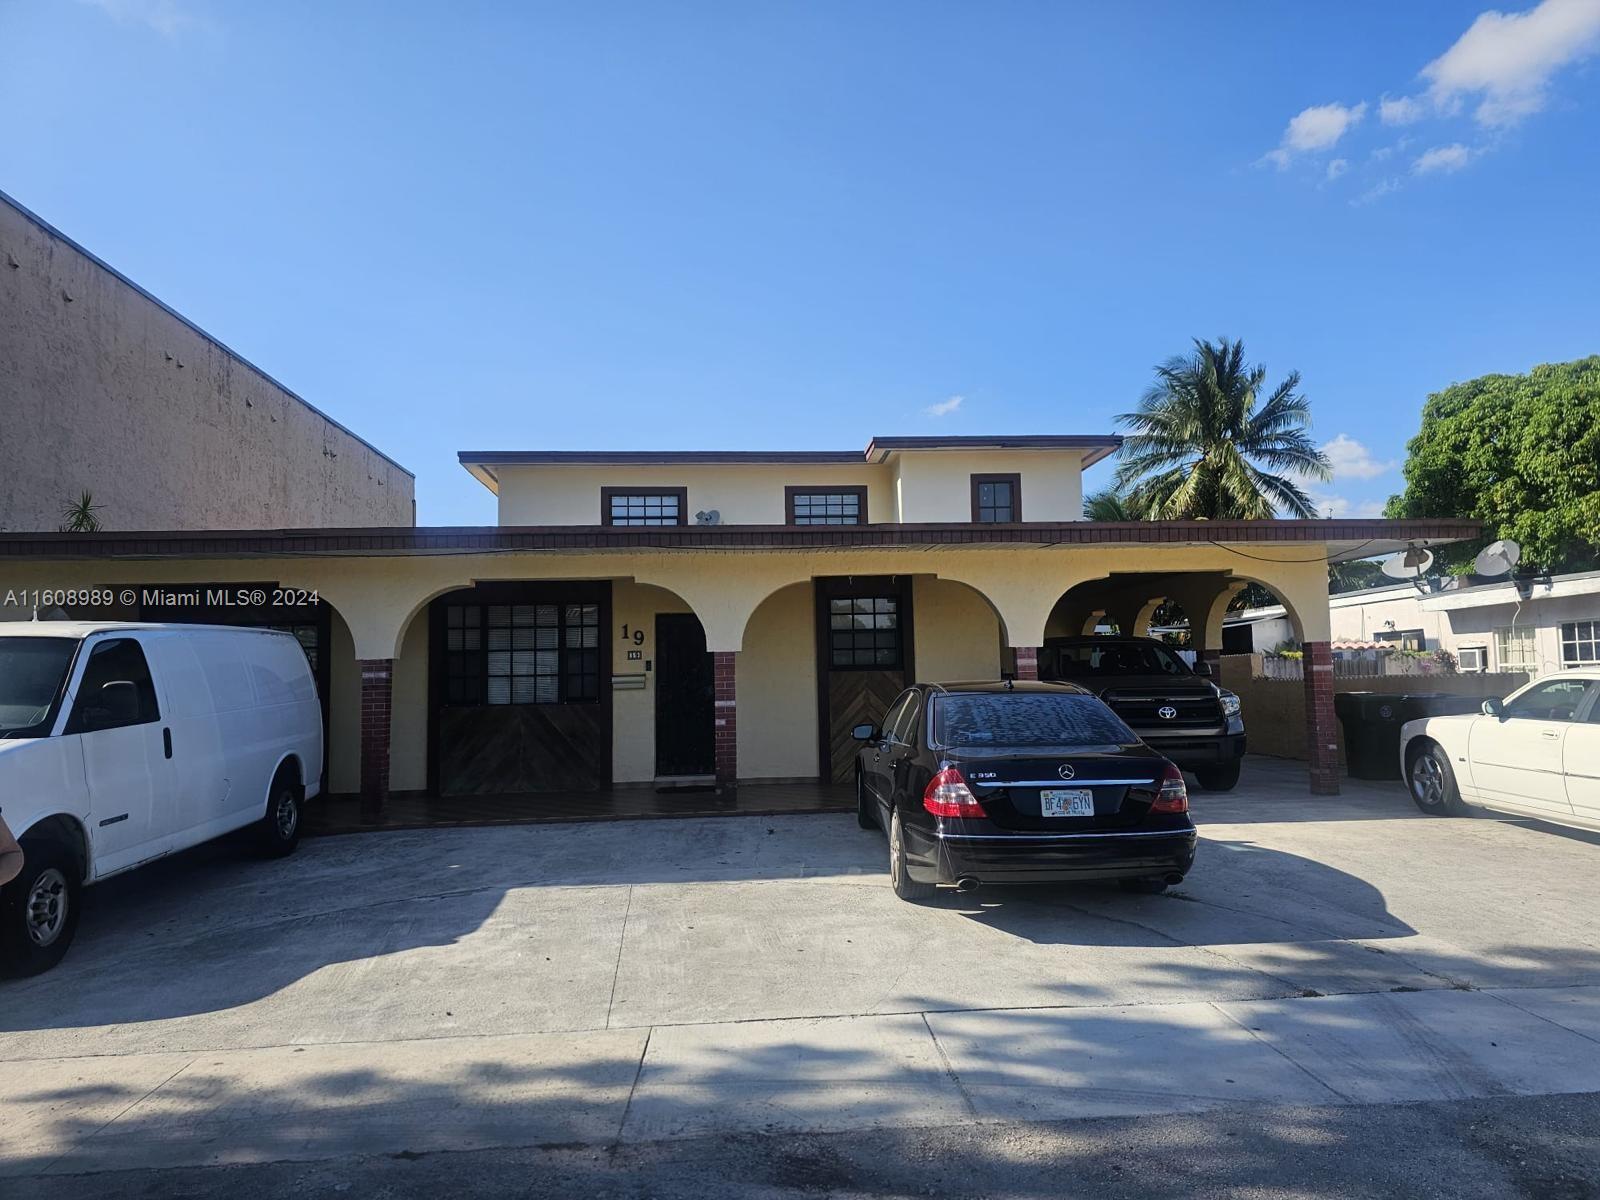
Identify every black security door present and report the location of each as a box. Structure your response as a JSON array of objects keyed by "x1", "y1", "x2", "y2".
[{"x1": 655, "y1": 613, "x2": 716, "y2": 777}]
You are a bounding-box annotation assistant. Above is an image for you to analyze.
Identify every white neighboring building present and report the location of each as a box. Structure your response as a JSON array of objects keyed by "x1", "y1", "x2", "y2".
[{"x1": 1314, "y1": 574, "x2": 1599, "y2": 677}]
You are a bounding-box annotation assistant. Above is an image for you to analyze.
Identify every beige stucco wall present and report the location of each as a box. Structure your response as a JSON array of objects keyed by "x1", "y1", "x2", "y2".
[
  {"x1": 892, "y1": 450, "x2": 1087, "y2": 523},
  {"x1": 493, "y1": 464, "x2": 895, "y2": 527},
  {"x1": 327, "y1": 612, "x2": 360, "y2": 794},
  {"x1": 913, "y1": 577, "x2": 1002, "y2": 681},
  {"x1": 611, "y1": 581, "x2": 695, "y2": 783},
  {"x1": 1329, "y1": 589, "x2": 1449, "y2": 648},
  {"x1": 737, "y1": 583, "x2": 819, "y2": 780},
  {"x1": 487, "y1": 450, "x2": 1092, "y2": 526},
  {"x1": 0, "y1": 195, "x2": 413, "y2": 532},
  {"x1": 391, "y1": 610, "x2": 430, "y2": 792}
]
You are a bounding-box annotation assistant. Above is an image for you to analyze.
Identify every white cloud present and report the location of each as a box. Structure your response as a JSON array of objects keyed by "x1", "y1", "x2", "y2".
[
  {"x1": 75, "y1": 0, "x2": 191, "y2": 35},
  {"x1": 1379, "y1": 94, "x2": 1428, "y2": 125},
  {"x1": 1421, "y1": 0, "x2": 1600, "y2": 128},
  {"x1": 1263, "y1": 102, "x2": 1367, "y2": 167},
  {"x1": 1308, "y1": 494, "x2": 1388, "y2": 519},
  {"x1": 1321, "y1": 434, "x2": 1397, "y2": 480},
  {"x1": 923, "y1": 395, "x2": 963, "y2": 418},
  {"x1": 1413, "y1": 142, "x2": 1476, "y2": 173},
  {"x1": 1326, "y1": 158, "x2": 1349, "y2": 181},
  {"x1": 1353, "y1": 176, "x2": 1404, "y2": 205}
]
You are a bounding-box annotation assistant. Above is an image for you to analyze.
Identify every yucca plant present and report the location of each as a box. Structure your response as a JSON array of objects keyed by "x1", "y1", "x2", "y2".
[
  {"x1": 60, "y1": 491, "x2": 103, "y2": 533},
  {"x1": 1113, "y1": 338, "x2": 1331, "y2": 519}
]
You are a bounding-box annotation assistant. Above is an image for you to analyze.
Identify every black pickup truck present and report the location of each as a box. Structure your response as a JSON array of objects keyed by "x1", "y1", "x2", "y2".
[{"x1": 1037, "y1": 636, "x2": 1247, "y2": 790}]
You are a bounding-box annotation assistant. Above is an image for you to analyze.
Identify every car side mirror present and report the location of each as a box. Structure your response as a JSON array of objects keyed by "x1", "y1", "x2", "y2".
[
  {"x1": 1193, "y1": 660, "x2": 1212, "y2": 677},
  {"x1": 1481, "y1": 697, "x2": 1503, "y2": 718},
  {"x1": 851, "y1": 723, "x2": 879, "y2": 742},
  {"x1": 82, "y1": 680, "x2": 140, "y2": 730}
]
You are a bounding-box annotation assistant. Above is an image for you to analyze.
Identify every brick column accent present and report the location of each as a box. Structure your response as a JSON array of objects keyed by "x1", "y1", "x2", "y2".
[
  {"x1": 1014, "y1": 647, "x2": 1040, "y2": 681},
  {"x1": 1302, "y1": 641, "x2": 1340, "y2": 795},
  {"x1": 713, "y1": 651, "x2": 737, "y2": 786},
  {"x1": 359, "y1": 658, "x2": 394, "y2": 815}
]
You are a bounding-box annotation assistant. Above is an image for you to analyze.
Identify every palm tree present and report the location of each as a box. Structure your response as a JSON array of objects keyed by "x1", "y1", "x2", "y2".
[
  {"x1": 1112, "y1": 338, "x2": 1331, "y2": 519},
  {"x1": 60, "y1": 491, "x2": 103, "y2": 533},
  {"x1": 1083, "y1": 488, "x2": 1138, "y2": 521}
]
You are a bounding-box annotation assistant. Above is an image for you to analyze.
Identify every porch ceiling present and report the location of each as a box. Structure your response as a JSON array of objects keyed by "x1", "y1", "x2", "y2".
[{"x1": 0, "y1": 519, "x2": 1479, "y2": 563}]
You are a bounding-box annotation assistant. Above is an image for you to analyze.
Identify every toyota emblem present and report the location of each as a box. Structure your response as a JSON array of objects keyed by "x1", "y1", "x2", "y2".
[
  {"x1": 1057, "y1": 764, "x2": 1076, "y2": 780},
  {"x1": 1158, "y1": 706, "x2": 1179, "y2": 720}
]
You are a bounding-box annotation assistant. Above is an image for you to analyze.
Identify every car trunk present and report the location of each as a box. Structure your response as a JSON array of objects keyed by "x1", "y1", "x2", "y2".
[{"x1": 946, "y1": 746, "x2": 1167, "y2": 832}]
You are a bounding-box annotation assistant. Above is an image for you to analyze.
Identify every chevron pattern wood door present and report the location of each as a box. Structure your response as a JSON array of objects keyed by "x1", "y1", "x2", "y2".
[{"x1": 826, "y1": 670, "x2": 906, "y2": 784}]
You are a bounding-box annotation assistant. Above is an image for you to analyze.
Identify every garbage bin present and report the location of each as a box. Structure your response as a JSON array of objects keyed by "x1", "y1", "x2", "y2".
[
  {"x1": 1334, "y1": 692, "x2": 1489, "y2": 780},
  {"x1": 1334, "y1": 692, "x2": 1406, "y2": 780}
]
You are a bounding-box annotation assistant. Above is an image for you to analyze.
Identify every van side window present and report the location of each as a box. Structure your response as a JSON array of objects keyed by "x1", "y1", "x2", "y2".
[{"x1": 66, "y1": 639, "x2": 161, "y2": 733}]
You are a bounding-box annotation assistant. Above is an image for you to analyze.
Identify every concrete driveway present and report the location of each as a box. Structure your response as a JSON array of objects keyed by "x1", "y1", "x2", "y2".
[{"x1": 4, "y1": 756, "x2": 1600, "y2": 1190}]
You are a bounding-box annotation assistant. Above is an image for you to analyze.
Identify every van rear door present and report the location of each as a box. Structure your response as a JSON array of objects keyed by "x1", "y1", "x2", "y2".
[{"x1": 63, "y1": 637, "x2": 175, "y2": 876}]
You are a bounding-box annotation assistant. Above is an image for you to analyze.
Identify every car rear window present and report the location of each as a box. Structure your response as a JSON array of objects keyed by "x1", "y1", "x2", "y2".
[{"x1": 933, "y1": 693, "x2": 1136, "y2": 748}]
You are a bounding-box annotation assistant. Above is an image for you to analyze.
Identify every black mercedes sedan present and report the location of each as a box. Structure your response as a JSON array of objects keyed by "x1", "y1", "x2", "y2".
[{"x1": 852, "y1": 681, "x2": 1197, "y2": 902}]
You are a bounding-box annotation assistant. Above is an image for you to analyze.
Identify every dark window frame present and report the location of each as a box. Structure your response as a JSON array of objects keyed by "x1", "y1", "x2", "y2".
[
  {"x1": 600, "y1": 486, "x2": 689, "y2": 527},
  {"x1": 65, "y1": 637, "x2": 161, "y2": 734},
  {"x1": 970, "y1": 473, "x2": 1022, "y2": 523},
  {"x1": 785, "y1": 485, "x2": 868, "y2": 526}
]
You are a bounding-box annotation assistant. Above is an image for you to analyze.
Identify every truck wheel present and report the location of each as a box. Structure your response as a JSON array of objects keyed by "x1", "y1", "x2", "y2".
[
  {"x1": 1407, "y1": 741, "x2": 1468, "y2": 817},
  {"x1": 0, "y1": 840, "x2": 83, "y2": 978},
  {"x1": 1194, "y1": 762, "x2": 1242, "y2": 791},
  {"x1": 889, "y1": 812, "x2": 936, "y2": 902},
  {"x1": 255, "y1": 769, "x2": 303, "y2": 858}
]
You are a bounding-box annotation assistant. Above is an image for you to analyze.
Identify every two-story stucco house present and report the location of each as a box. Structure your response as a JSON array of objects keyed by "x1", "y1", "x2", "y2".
[{"x1": 0, "y1": 434, "x2": 1479, "y2": 809}]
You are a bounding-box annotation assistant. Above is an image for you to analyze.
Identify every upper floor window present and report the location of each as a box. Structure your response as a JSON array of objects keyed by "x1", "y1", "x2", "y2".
[
  {"x1": 602, "y1": 487, "x2": 687, "y2": 527},
  {"x1": 787, "y1": 486, "x2": 866, "y2": 525},
  {"x1": 971, "y1": 474, "x2": 1021, "y2": 523}
]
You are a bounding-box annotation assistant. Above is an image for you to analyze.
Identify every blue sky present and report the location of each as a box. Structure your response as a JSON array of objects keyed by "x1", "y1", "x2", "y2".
[{"x1": 4, "y1": 0, "x2": 1598, "y2": 525}]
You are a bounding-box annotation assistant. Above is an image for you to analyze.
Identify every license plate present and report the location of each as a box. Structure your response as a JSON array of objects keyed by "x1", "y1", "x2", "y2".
[{"x1": 1039, "y1": 788, "x2": 1095, "y2": 818}]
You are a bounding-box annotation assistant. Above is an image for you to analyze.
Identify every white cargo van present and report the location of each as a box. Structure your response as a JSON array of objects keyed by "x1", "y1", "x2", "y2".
[{"x1": 0, "y1": 622, "x2": 323, "y2": 976}]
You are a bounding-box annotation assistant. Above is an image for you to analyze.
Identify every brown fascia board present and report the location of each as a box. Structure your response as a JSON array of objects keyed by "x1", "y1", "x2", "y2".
[
  {"x1": 0, "y1": 518, "x2": 1482, "y2": 561},
  {"x1": 457, "y1": 450, "x2": 866, "y2": 466},
  {"x1": 863, "y1": 435, "x2": 1124, "y2": 467}
]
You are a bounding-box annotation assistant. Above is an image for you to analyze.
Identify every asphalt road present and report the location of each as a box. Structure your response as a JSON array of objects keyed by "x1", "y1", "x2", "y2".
[{"x1": 24, "y1": 1092, "x2": 1600, "y2": 1199}]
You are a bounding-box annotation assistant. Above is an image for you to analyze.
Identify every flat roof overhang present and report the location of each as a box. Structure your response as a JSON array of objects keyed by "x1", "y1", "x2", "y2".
[
  {"x1": 0, "y1": 519, "x2": 1480, "y2": 563},
  {"x1": 458, "y1": 436, "x2": 1127, "y2": 492}
]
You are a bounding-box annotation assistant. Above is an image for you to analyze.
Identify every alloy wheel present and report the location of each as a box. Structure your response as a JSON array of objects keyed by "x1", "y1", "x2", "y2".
[{"x1": 1411, "y1": 753, "x2": 1444, "y2": 808}]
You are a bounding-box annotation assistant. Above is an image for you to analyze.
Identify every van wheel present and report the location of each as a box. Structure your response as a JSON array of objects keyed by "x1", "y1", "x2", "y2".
[
  {"x1": 0, "y1": 841, "x2": 83, "y2": 977},
  {"x1": 889, "y1": 812, "x2": 936, "y2": 902},
  {"x1": 1407, "y1": 741, "x2": 1467, "y2": 817},
  {"x1": 856, "y1": 769, "x2": 876, "y2": 830},
  {"x1": 1195, "y1": 762, "x2": 1241, "y2": 791},
  {"x1": 255, "y1": 770, "x2": 303, "y2": 858}
]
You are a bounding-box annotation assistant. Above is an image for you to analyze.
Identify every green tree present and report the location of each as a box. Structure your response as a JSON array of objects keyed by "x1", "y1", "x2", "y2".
[
  {"x1": 1082, "y1": 488, "x2": 1138, "y2": 521},
  {"x1": 1385, "y1": 357, "x2": 1600, "y2": 573},
  {"x1": 1113, "y1": 338, "x2": 1330, "y2": 519},
  {"x1": 1328, "y1": 559, "x2": 1386, "y2": 593}
]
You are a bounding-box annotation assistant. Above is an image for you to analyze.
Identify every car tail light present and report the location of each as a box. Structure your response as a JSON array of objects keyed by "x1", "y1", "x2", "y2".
[
  {"x1": 923, "y1": 767, "x2": 987, "y2": 818},
  {"x1": 1151, "y1": 763, "x2": 1188, "y2": 813}
]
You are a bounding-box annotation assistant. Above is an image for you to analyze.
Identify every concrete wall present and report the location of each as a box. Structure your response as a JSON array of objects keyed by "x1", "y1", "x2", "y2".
[
  {"x1": 1329, "y1": 588, "x2": 1449, "y2": 649},
  {"x1": 1219, "y1": 655, "x2": 1529, "y2": 763},
  {"x1": 0, "y1": 193, "x2": 413, "y2": 532},
  {"x1": 737, "y1": 583, "x2": 820, "y2": 780}
]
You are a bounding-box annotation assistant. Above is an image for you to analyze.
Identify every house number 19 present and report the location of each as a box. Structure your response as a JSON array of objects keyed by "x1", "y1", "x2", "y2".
[{"x1": 620, "y1": 625, "x2": 645, "y2": 646}]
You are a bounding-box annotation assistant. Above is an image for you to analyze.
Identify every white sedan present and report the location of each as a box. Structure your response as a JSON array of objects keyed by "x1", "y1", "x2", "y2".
[{"x1": 1400, "y1": 669, "x2": 1600, "y2": 831}]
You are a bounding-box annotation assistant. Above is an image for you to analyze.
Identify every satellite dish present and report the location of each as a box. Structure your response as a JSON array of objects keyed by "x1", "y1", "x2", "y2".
[
  {"x1": 1473, "y1": 539, "x2": 1522, "y2": 577},
  {"x1": 1380, "y1": 546, "x2": 1435, "y2": 580},
  {"x1": 694, "y1": 509, "x2": 722, "y2": 526}
]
